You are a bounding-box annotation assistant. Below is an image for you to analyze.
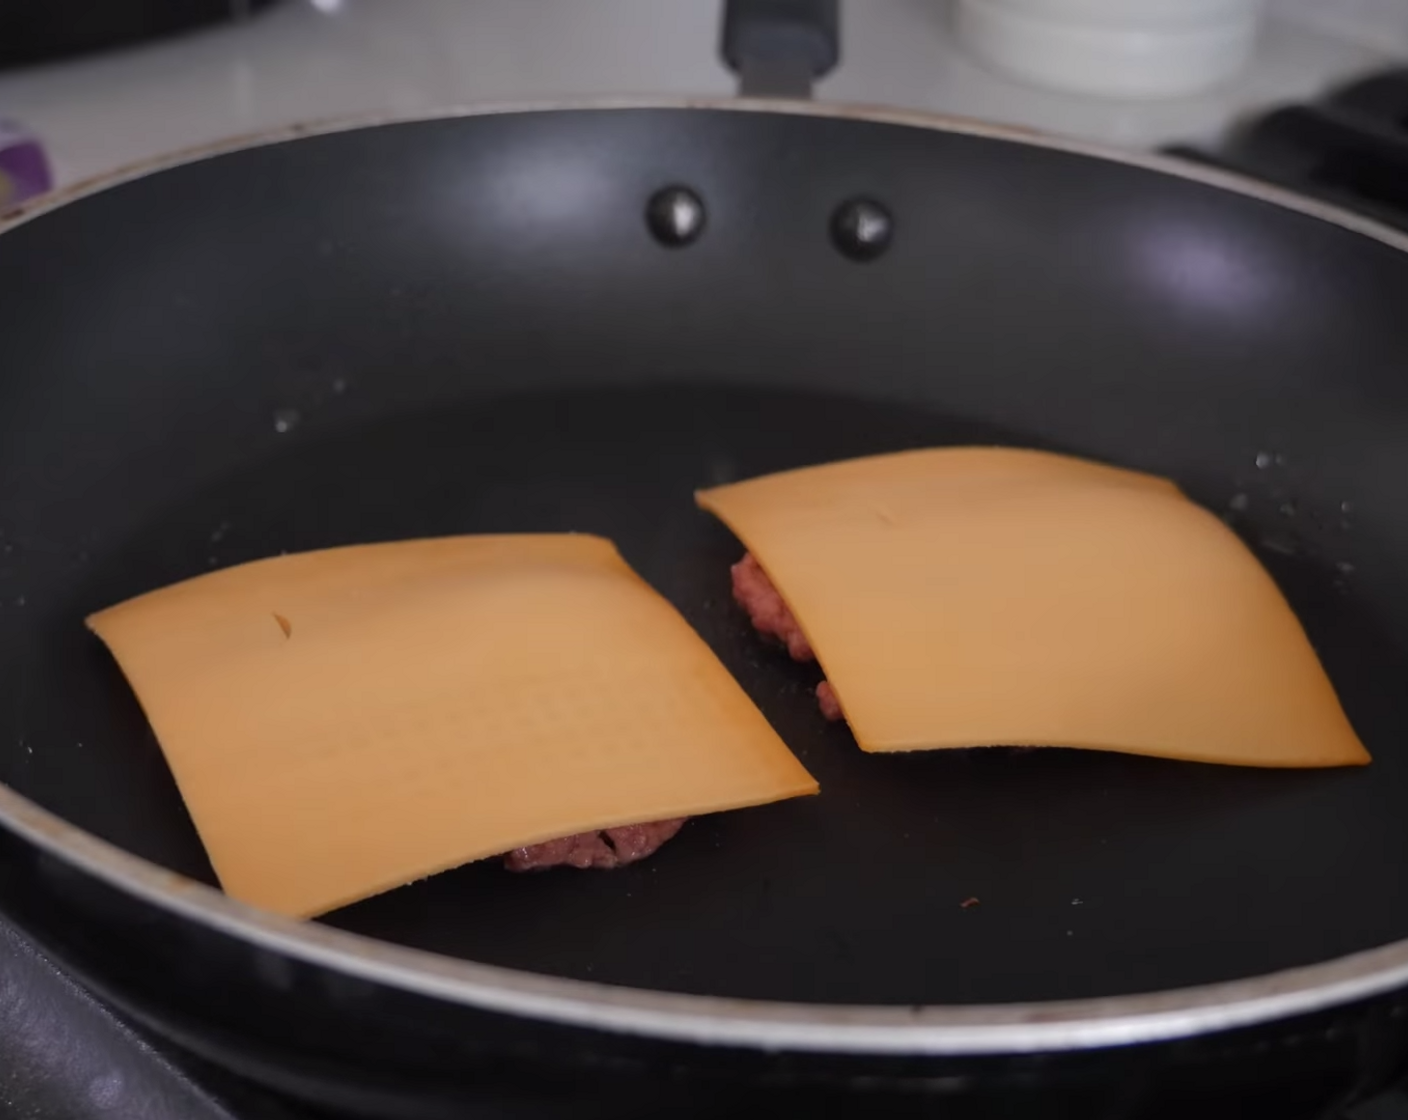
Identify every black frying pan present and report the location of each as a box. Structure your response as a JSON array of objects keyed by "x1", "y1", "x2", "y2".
[{"x1": 2, "y1": 8, "x2": 1408, "y2": 1118}]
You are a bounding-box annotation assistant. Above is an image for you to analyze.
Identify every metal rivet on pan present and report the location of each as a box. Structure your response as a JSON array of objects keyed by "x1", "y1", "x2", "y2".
[
  {"x1": 831, "y1": 197, "x2": 893, "y2": 262},
  {"x1": 645, "y1": 186, "x2": 706, "y2": 247}
]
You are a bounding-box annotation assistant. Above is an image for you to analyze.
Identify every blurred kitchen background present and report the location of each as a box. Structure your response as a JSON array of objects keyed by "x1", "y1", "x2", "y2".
[{"x1": 0, "y1": 0, "x2": 1406, "y2": 203}]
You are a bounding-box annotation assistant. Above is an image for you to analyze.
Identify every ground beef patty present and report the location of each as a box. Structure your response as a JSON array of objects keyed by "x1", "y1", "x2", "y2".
[
  {"x1": 814, "y1": 680, "x2": 843, "y2": 721},
  {"x1": 730, "y1": 553, "x2": 843, "y2": 722},
  {"x1": 504, "y1": 818, "x2": 687, "y2": 872},
  {"x1": 508, "y1": 552, "x2": 831, "y2": 873},
  {"x1": 731, "y1": 553, "x2": 814, "y2": 661}
]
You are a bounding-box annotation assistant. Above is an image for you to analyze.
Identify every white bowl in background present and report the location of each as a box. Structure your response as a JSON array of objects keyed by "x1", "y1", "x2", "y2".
[{"x1": 954, "y1": 0, "x2": 1267, "y2": 98}]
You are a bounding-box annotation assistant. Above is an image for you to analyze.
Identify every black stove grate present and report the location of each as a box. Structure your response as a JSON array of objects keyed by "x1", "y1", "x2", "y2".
[
  {"x1": 1168, "y1": 68, "x2": 1408, "y2": 232},
  {"x1": 0, "y1": 916, "x2": 322, "y2": 1119}
]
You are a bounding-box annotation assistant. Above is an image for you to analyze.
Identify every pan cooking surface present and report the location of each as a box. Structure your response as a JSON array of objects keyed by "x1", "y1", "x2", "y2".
[{"x1": 12, "y1": 385, "x2": 1408, "y2": 1006}]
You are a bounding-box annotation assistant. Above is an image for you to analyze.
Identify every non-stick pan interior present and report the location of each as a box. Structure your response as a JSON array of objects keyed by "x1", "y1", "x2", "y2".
[{"x1": 1, "y1": 108, "x2": 1407, "y2": 1007}]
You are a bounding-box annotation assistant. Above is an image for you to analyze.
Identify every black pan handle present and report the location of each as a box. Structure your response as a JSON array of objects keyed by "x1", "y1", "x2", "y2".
[{"x1": 720, "y1": 0, "x2": 840, "y2": 99}]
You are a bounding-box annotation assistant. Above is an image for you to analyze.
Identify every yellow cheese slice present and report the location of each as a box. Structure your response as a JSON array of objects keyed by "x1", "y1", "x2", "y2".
[
  {"x1": 697, "y1": 447, "x2": 1369, "y2": 768},
  {"x1": 88, "y1": 535, "x2": 817, "y2": 918}
]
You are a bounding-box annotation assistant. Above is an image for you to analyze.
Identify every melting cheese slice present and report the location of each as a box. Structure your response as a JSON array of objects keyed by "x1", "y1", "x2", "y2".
[
  {"x1": 697, "y1": 447, "x2": 1369, "y2": 768},
  {"x1": 88, "y1": 535, "x2": 817, "y2": 918}
]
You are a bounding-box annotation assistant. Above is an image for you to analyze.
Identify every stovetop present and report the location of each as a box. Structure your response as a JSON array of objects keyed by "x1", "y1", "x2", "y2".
[
  {"x1": 1169, "y1": 67, "x2": 1408, "y2": 231},
  {"x1": 0, "y1": 917, "x2": 316, "y2": 1120},
  {"x1": 3, "y1": 65, "x2": 1408, "y2": 1120}
]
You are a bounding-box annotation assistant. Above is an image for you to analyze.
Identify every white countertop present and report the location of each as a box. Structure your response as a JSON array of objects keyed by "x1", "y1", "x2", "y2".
[{"x1": 1, "y1": 0, "x2": 1405, "y2": 188}]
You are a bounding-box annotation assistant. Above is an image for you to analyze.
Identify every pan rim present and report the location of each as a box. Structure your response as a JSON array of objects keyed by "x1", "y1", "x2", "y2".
[
  {"x1": 5, "y1": 96, "x2": 1408, "y2": 255},
  {"x1": 2, "y1": 97, "x2": 1406, "y2": 1056}
]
